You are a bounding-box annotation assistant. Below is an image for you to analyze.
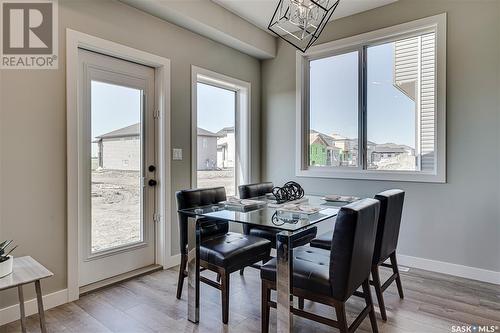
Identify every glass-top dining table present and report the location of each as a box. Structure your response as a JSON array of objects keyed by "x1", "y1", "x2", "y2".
[{"x1": 178, "y1": 195, "x2": 347, "y2": 333}]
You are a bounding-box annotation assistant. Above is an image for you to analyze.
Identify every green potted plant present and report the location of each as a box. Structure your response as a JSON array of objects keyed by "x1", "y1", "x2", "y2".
[{"x1": 0, "y1": 240, "x2": 17, "y2": 278}]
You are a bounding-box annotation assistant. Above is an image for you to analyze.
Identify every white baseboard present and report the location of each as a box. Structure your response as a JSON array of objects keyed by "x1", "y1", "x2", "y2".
[
  {"x1": 0, "y1": 289, "x2": 68, "y2": 326},
  {"x1": 163, "y1": 253, "x2": 181, "y2": 269},
  {"x1": 397, "y1": 254, "x2": 500, "y2": 285}
]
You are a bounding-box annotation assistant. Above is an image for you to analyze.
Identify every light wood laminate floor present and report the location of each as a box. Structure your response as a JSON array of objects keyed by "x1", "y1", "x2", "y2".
[{"x1": 1, "y1": 265, "x2": 499, "y2": 332}]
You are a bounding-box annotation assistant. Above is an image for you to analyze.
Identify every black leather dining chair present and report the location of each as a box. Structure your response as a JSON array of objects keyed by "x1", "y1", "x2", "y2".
[
  {"x1": 260, "y1": 199, "x2": 381, "y2": 333},
  {"x1": 310, "y1": 189, "x2": 405, "y2": 321},
  {"x1": 238, "y1": 182, "x2": 318, "y2": 275},
  {"x1": 176, "y1": 187, "x2": 272, "y2": 324}
]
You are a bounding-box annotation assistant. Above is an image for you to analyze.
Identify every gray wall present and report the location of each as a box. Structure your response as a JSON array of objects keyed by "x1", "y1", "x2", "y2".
[
  {"x1": 0, "y1": 0, "x2": 261, "y2": 308},
  {"x1": 262, "y1": 0, "x2": 500, "y2": 273}
]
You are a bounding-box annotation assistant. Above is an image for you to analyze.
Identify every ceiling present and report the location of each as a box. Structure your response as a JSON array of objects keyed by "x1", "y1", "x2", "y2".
[{"x1": 211, "y1": 0, "x2": 398, "y2": 34}]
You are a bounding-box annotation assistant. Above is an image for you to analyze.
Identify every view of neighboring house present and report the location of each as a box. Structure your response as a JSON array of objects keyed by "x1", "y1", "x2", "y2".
[
  {"x1": 95, "y1": 123, "x2": 141, "y2": 171},
  {"x1": 95, "y1": 124, "x2": 235, "y2": 172},
  {"x1": 393, "y1": 33, "x2": 435, "y2": 172},
  {"x1": 216, "y1": 127, "x2": 235, "y2": 169},
  {"x1": 197, "y1": 128, "x2": 218, "y2": 170},
  {"x1": 310, "y1": 129, "x2": 415, "y2": 170}
]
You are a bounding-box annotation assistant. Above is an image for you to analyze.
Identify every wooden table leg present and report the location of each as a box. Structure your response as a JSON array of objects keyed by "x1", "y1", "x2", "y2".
[
  {"x1": 17, "y1": 285, "x2": 27, "y2": 333},
  {"x1": 35, "y1": 280, "x2": 47, "y2": 333}
]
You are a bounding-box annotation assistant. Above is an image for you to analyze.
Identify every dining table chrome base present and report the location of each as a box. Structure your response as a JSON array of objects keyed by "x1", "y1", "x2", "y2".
[
  {"x1": 187, "y1": 216, "x2": 200, "y2": 323},
  {"x1": 276, "y1": 231, "x2": 293, "y2": 332}
]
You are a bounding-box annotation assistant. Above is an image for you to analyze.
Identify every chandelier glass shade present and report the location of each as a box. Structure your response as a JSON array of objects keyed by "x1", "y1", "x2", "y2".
[{"x1": 268, "y1": 0, "x2": 340, "y2": 52}]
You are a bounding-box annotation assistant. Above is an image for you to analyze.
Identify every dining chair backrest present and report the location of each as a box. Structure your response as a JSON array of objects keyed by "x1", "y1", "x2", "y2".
[
  {"x1": 238, "y1": 182, "x2": 274, "y2": 235},
  {"x1": 176, "y1": 187, "x2": 228, "y2": 255},
  {"x1": 329, "y1": 198, "x2": 380, "y2": 301},
  {"x1": 238, "y1": 182, "x2": 274, "y2": 199},
  {"x1": 372, "y1": 189, "x2": 405, "y2": 265}
]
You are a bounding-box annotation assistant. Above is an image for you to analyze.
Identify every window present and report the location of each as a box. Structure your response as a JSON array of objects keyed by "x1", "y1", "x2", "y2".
[
  {"x1": 297, "y1": 14, "x2": 446, "y2": 182},
  {"x1": 192, "y1": 66, "x2": 251, "y2": 196},
  {"x1": 196, "y1": 82, "x2": 236, "y2": 195}
]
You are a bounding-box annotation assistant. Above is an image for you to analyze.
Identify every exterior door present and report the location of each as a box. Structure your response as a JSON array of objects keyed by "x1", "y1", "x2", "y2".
[{"x1": 78, "y1": 49, "x2": 156, "y2": 286}]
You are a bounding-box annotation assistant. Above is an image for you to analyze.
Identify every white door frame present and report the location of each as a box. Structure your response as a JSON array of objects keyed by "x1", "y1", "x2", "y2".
[
  {"x1": 66, "y1": 29, "x2": 172, "y2": 302},
  {"x1": 191, "y1": 66, "x2": 251, "y2": 190}
]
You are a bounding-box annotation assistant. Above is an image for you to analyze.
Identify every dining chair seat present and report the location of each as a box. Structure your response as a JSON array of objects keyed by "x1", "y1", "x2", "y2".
[
  {"x1": 200, "y1": 232, "x2": 272, "y2": 271},
  {"x1": 260, "y1": 246, "x2": 331, "y2": 296},
  {"x1": 309, "y1": 230, "x2": 333, "y2": 250},
  {"x1": 248, "y1": 226, "x2": 318, "y2": 248}
]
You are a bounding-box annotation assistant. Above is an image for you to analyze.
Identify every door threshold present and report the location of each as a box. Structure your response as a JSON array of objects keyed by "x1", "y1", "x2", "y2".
[{"x1": 79, "y1": 264, "x2": 162, "y2": 295}]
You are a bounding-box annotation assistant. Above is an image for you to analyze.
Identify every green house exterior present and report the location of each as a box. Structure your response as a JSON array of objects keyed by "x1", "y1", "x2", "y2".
[{"x1": 310, "y1": 143, "x2": 327, "y2": 166}]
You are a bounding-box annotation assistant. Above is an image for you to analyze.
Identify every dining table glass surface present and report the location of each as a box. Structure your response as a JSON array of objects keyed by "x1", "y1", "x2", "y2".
[{"x1": 178, "y1": 195, "x2": 347, "y2": 232}]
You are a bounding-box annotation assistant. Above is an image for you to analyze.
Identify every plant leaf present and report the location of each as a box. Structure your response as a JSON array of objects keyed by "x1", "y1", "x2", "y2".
[{"x1": 0, "y1": 240, "x2": 12, "y2": 251}]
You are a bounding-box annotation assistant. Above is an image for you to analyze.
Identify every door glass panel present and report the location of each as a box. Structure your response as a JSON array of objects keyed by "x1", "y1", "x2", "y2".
[
  {"x1": 196, "y1": 82, "x2": 236, "y2": 196},
  {"x1": 91, "y1": 81, "x2": 143, "y2": 253}
]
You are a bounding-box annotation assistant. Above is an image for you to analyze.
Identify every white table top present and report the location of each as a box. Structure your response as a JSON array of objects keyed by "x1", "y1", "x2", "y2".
[{"x1": 0, "y1": 256, "x2": 53, "y2": 291}]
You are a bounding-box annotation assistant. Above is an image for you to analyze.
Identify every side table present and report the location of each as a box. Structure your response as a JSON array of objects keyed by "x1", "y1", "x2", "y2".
[{"x1": 0, "y1": 256, "x2": 53, "y2": 333}]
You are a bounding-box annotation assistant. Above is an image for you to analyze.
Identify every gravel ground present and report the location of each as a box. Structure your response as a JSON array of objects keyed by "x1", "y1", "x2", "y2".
[
  {"x1": 91, "y1": 169, "x2": 235, "y2": 252},
  {"x1": 197, "y1": 169, "x2": 235, "y2": 196},
  {"x1": 91, "y1": 170, "x2": 141, "y2": 252}
]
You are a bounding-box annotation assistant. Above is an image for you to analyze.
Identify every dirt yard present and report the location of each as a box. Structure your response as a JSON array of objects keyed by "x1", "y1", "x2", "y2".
[
  {"x1": 91, "y1": 170, "x2": 141, "y2": 252},
  {"x1": 197, "y1": 168, "x2": 235, "y2": 196}
]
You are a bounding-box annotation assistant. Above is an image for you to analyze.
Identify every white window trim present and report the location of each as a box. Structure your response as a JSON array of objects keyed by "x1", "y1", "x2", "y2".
[
  {"x1": 296, "y1": 13, "x2": 446, "y2": 183},
  {"x1": 191, "y1": 66, "x2": 252, "y2": 190},
  {"x1": 66, "y1": 29, "x2": 172, "y2": 301}
]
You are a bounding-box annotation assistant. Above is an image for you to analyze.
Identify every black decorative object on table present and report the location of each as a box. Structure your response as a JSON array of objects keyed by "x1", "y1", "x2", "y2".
[{"x1": 272, "y1": 181, "x2": 305, "y2": 204}]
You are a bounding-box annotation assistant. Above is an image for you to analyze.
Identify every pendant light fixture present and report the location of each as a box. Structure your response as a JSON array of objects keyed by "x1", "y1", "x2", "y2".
[{"x1": 268, "y1": 0, "x2": 340, "y2": 52}]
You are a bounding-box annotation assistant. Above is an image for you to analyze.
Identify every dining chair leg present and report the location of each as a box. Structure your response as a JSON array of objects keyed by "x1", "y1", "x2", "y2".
[
  {"x1": 334, "y1": 302, "x2": 349, "y2": 333},
  {"x1": 239, "y1": 268, "x2": 245, "y2": 275},
  {"x1": 362, "y1": 279, "x2": 379, "y2": 333},
  {"x1": 221, "y1": 271, "x2": 230, "y2": 324},
  {"x1": 371, "y1": 265, "x2": 387, "y2": 321},
  {"x1": 261, "y1": 282, "x2": 270, "y2": 333},
  {"x1": 390, "y1": 252, "x2": 404, "y2": 299},
  {"x1": 176, "y1": 254, "x2": 187, "y2": 299}
]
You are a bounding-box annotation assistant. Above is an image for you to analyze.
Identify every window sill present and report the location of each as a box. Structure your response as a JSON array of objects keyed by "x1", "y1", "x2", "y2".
[{"x1": 296, "y1": 167, "x2": 446, "y2": 183}]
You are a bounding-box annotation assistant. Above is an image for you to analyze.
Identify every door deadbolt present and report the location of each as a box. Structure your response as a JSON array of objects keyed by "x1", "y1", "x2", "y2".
[{"x1": 148, "y1": 179, "x2": 157, "y2": 187}]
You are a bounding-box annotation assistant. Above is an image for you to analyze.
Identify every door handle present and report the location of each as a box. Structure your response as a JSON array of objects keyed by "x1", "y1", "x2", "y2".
[{"x1": 148, "y1": 179, "x2": 157, "y2": 187}]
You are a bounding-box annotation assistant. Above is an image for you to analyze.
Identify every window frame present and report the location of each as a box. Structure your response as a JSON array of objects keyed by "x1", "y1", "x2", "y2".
[
  {"x1": 191, "y1": 66, "x2": 252, "y2": 192},
  {"x1": 296, "y1": 13, "x2": 446, "y2": 183}
]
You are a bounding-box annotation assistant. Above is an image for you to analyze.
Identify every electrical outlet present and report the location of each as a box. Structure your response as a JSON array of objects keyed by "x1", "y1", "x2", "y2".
[{"x1": 173, "y1": 148, "x2": 183, "y2": 160}]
